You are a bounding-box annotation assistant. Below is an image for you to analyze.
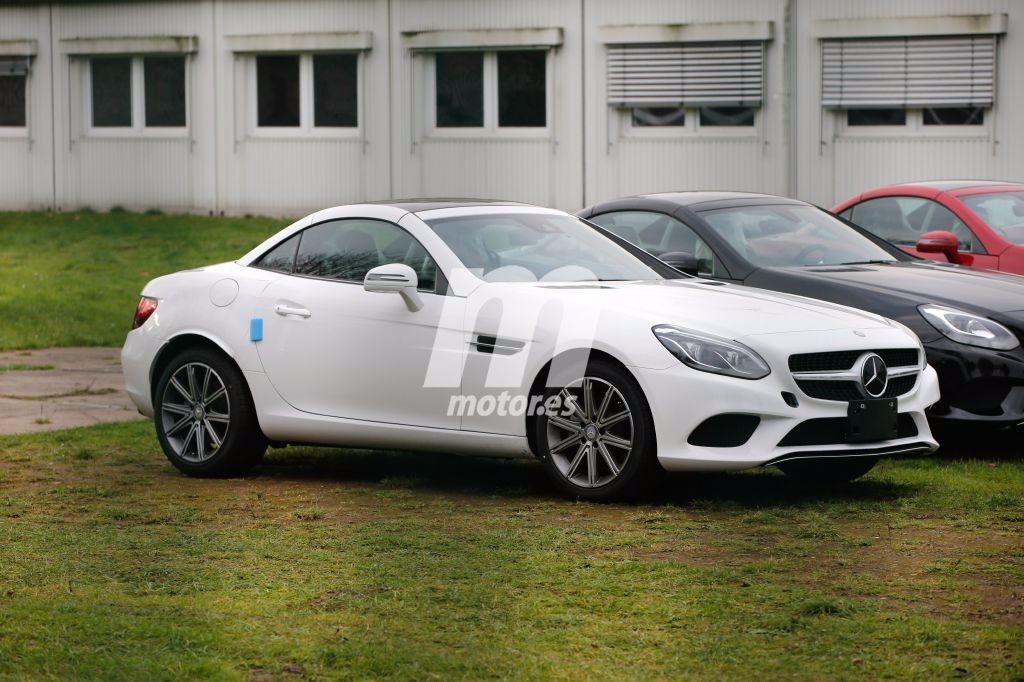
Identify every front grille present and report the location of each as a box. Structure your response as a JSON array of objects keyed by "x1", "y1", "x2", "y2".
[
  {"x1": 778, "y1": 413, "x2": 919, "y2": 447},
  {"x1": 796, "y1": 374, "x2": 918, "y2": 401},
  {"x1": 788, "y1": 348, "x2": 920, "y2": 373}
]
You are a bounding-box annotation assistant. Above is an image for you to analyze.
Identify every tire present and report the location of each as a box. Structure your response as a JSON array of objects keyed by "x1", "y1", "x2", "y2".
[
  {"x1": 777, "y1": 456, "x2": 878, "y2": 483},
  {"x1": 153, "y1": 346, "x2": 267, "y2": 477},
  {"x1": 534, "y1": 358, "x2": 659, "y2": 501}
]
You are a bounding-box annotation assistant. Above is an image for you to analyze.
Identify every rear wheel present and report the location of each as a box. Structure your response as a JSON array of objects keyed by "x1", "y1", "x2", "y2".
[
  {"x1": 153, "y1": 347, "x2": 266, "y2": 477},
  {"x1": 778, "y1": 456, "x2": 878, "y2": 483},
  {"x1": 534, "y1": 359, "x2": 659, "y2": 501}
]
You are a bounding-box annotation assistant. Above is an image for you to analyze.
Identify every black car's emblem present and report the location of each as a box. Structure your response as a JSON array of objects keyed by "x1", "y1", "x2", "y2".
[{"x1": 856, "y1": 353, "x2": 889, "y2": 398}]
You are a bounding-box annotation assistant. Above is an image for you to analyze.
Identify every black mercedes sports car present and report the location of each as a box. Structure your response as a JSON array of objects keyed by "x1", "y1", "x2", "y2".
[{"x1": 578, "y1": 192, "x2": 1024, "y2": 430}]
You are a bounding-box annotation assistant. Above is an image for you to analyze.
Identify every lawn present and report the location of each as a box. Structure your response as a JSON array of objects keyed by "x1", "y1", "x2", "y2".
[
  {"x1": 0, "y1": 211, "x2": 285, "y2": 350},
  {"x1": 0, "y1": 421, "x2": 1021, "y2": 679}
]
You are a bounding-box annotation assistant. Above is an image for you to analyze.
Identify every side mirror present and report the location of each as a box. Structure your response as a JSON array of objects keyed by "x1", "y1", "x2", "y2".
[
  {"x1": 915, "y1": 230, "x2": 963, "y2": 265},
  {"x1": 659, "y1": 251, "x2": 700, "y2": 277},
  {"x1": 363, "y1": 263, "x2": 423, "y2": 312}
]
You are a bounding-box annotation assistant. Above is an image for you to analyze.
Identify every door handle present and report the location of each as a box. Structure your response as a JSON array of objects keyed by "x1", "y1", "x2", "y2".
[{"x1": 274, "y1": 304, "x2": 311, "y2": 318}]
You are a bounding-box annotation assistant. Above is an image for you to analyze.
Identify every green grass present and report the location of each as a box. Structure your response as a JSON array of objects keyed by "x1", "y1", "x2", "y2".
[
  {"x1": 0, "y1": 363, "x2": 55, "y2": 372},
  {"x1": 0, "y1": 421, "x2": 1021, "y2": 679},
  {"x1": 0, "y1": 211, "x2": 286, "y2": 350}
]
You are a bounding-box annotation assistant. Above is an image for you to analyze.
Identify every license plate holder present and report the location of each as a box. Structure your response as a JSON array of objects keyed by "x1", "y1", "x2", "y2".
[{"x1": 846, "y1": 398, "x2": 898, "y2": 443}]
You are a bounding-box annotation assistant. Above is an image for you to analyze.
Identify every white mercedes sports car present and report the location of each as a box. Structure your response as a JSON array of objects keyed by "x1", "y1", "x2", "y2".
[{"x1": 122, "y1": 200, "x2": 940, "y2": 500}]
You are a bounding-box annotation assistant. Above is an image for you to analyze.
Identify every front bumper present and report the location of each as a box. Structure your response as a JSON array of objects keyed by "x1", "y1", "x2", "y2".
[
  {"x1": 633, "y1": 359, "x2": 940, "y2": 473},
  {"x1": 924, "y1": 337, "x2": 1024, "y2": 426}
]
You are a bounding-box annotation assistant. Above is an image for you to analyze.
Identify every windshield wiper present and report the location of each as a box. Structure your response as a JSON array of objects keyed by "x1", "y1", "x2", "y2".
[{"x1": 835, "y1": 260, "x2": 896, "y2": 266}]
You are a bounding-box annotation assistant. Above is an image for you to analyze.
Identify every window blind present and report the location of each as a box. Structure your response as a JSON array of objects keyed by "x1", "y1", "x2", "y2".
[
  {"x1": 0, "y1": 57, "x2": 29, "y2": 76},
  {"x1": 821, "y1": 35, "x2": 996, "y2": 108},
  {"x1": 607, "y1": 42, "x2": 764, "y2": 107}
]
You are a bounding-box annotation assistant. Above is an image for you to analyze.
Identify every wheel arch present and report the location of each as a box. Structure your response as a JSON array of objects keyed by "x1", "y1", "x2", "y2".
[
  {"x1": 524, "y1": 348, "x2": 652, "y2": 457},
  {"x1": 149, "y1": 332, "x2": 242, "y2": 403}
]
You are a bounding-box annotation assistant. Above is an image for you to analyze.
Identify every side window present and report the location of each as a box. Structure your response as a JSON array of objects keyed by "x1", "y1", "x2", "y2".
[
  {"x1": 253, "y1": 234, "x2": 300, "y2": 273},
  {"x1": 922, "y1": 203, "x2": 974, "y2": 252},
  {"x1": 294, "y1": 219, "x2": 437, "y2": 292},
  {"x1": 590, "y1": 211, "x2": 717, "y2": 276},
  {"x1": 849, "y1": 197, "x2": 929, "y2": 246}
]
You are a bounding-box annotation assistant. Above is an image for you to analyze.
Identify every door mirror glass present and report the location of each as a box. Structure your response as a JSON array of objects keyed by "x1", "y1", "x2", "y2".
[{"x1": 364, "y1": 264, "x2": 423, "y2": 311}]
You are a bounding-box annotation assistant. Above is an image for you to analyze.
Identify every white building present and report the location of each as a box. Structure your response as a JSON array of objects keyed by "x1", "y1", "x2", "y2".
[{"x1": 1, "y1": 0, "x2": 1021, "y2": 216}]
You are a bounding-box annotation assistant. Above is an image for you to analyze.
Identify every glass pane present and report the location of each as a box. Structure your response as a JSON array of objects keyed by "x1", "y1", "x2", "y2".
[
  {"x1": 0, "y1": 75, "x2": 26, "y2": 127},
  {"x1": 850, "y1": 197, "x2": 928, "y2": 246},
  {"x1": 700, "y1": 106, "x2": 755, "y2": 127},
  {"x1": 497, "y1": 50, "x2": 546, "y2": 127},
  {"x1": 91, "y1": 58, "x2": 132, "y2": 127},
  {"x1": 144, "y1": 56, "x2": 186, "y2": 127},
  {"x1": 295, "y1": 219, "x2": 425, "y2": 283},
  {"x1": 313, "y1": 53, "x2": 357, "y2": 127},
  {"x1": 257, "y1": 55, "x2": 300, "y2": 127},
  {"x1": 590, "y1": 211, "x2": 715, "y2": 276},
  {"x1": 847, "y1": 109, "x2": 906, "y2": 126},
  {"x1": 923, "y1": 107, "x2": 984, "y2": 125},
  {"x1": 962, "y1": 191, "x2": 1024, "y2": 244},
  {"x1": 924, "y1": 203, "x2": 974, "y2": 251},
  {"x1": 631, "y1": 107, "x2": 685, "y2": 127},
  {"x1": 435, "y1": 51, "x2": 483, "y2": 127},
  {"x1": 254, "y1": 234, "x2": 300, "y2": 273}
]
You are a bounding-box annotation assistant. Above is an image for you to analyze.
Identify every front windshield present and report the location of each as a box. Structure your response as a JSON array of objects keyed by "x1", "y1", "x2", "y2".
[
  {"x1": 424, "y1": 212, "x2": 663, "y2": 282},
  {"x1": 701, "y1": 204, "x2": 899, "y2": 268},
  {"x1": 961, "y1": 191, "x2": 1024, "y2": 244}
]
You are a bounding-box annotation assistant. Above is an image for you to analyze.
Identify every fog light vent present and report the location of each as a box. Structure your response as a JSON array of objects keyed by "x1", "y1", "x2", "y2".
[{"x1": 687, "y1": 414, "x2": 760, "y2": 448}]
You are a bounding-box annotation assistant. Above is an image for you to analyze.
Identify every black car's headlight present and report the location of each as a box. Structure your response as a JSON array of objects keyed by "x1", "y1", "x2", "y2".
[
  {"x1": 653, "y1": 325, "x2": 771, "y2": 379},
  {"x1": 919, "y1": 304, "x2": 1020, "y2": 351}
]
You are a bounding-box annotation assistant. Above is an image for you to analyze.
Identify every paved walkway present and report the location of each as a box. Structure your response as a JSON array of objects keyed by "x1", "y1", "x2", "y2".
[{"x1": 0, "y1": 347, "x2": 145, "y2": 435}]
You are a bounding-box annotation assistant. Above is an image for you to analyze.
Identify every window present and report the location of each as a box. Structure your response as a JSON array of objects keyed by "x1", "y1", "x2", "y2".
[
  {"x1": 88, "y1": 55, "x2": 186, "y2": 131},
  {"x1": 0, "y1": 57, "x2": 29, "y2": 128},
  {"x1": 144, "y1": 56, "x2": 185, "y2": 127},
  {"x1": 253, "y1": 234, "x2": 300, "y2": 273},
  {"x1": 292, "y1": 219, "x2": 437, "y2": 291},
  {"x1": 608, "y1": 41, "x2": 765, "y2": 132},
  {"x1": 823, "y1": 36, "x2": 995, "y2": 131},
  {"x1": 254, "y1": 53, "x2": 358, "y2": 131},
  {"x1": 962, "y1": 192, "x2": 1024, "y2": 245},
  {"x1": 432, "y1": 50, "x2": 547, "y2": 130},
  {"x1": 589, "y1": 211, "x2": 717, "y2": 276},
  {"x1": 850, "y1": 197, "x2": 975, "y2": 251}
]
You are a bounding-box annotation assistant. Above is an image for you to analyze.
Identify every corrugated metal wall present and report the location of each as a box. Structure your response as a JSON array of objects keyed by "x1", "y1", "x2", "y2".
[{"x1": 0, "y1": 0, "x2": 1022, "y2": 215}]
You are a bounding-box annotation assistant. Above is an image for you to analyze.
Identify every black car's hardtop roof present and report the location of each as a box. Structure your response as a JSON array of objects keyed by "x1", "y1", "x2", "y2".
[
  {"x1": 583, "y1": 191, "x2": 808, "y2": 216},
  {"x1": 364, "y1": 198, "x2": 531, "y2": 214}
]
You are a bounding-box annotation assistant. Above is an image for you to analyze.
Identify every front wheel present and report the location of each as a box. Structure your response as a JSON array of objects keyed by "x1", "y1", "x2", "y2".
[
  {"x1": 153, "y1": 347, "x2": 267, "y2": 477},
  {"x1": 534, "y1": 359, "x2": 659, "y2": 501},
  {"x1": 778, "y1": 456, "x2": 878, "y2": 483}
]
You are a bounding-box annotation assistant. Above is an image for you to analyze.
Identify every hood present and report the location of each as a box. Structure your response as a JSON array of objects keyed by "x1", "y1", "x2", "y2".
[
  {"x1": 752, "y1": 261, "x2": 1024, "y2": 315},
  {"x1": 494, "y1": 278, "x2": 893, "y2": 339}
]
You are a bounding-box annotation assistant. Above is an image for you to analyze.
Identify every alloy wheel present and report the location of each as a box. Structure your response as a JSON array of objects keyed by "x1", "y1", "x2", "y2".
[
  {"x1": 545, "y1": 377, "x2": 634, "y2": 488},
  {"x1": 160, "y1": 362, "x2": 231, "y2": 463}
]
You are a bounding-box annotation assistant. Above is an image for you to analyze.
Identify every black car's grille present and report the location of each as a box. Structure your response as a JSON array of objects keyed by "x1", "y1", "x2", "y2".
[
  {"x1": 778, "y1": 413, "x2": 919, "y2": 447},
  {"x1": 788, "y1": 348, "x2": 920, "y2": 373},
  {"x1": 796, "y1": 375, "x2": 918, "y2": 402}
]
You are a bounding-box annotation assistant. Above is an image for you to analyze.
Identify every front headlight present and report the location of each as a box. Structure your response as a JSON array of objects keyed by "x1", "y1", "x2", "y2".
[
  {"x1": 918, "y1": 304, "x2": 1020, "y2": 351},
  {"x1": 652, "y1": 325, "x2": 771, "y2": 380}
]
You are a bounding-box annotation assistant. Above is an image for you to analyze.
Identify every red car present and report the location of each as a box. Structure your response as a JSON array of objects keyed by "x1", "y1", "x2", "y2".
[{"x1": 833, "y1": 181, "x2": 1024, "y2": 275}]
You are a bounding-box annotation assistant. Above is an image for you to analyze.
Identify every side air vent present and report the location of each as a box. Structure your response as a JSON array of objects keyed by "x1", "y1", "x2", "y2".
[{"x1": 471, "y1": 334, "x2": 526, "y2": 356}]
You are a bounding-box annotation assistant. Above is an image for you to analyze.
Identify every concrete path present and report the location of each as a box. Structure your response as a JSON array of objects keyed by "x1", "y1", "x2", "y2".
[{"x1": 0, "y1": 347, "x2": 145, "y2": 435}]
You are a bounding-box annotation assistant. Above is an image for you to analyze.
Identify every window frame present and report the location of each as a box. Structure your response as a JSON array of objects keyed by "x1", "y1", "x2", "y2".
[
  {"x1": 251, "y1": 218, "x2": 445, "y2": 295},
  {"x1": 621, "y1": 105, "x2": 760, "y2": 138},
  {"x1": 84, "y1": 55, "x2": 189, "y2": 138},
  {"x1": 837, "y1": 107, "x2": 989, "y2": 138},
  {"x1": 0, "y1": 61, "x2": 30, "y2": 136},
  {"x1": 426, "y1": 49, "x2": 551, "y2": 138},
  {"x1": 248, "y1": 52, "x2": 362, "y2": 139}
]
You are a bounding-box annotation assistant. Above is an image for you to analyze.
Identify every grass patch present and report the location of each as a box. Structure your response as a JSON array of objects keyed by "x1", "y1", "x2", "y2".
[
  {"x1": 0, "y1": 421, "x2": 1021, "y2": 678},
  {"x1": 0, "y1": 211, "x2": 286, "y2": 350},
  {"x1": 0, "y1": 387, "x2": 118, "y2": 401},
  {"x1": 0, "y1": 363, "x2": 55, "y2": 372}
]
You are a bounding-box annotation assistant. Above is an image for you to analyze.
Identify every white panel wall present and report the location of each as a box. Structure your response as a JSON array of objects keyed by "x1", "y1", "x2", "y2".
[
  {"x1": 0, "y1": 5, "x2": 52, "y2": 210},
  {"x1": 0, "y1": 0, "x2": 1022, "y2": 215},
  {"x1": 390, "y1": 0, "x2": 584, "y2": 211},
  {"x1": 583, "y1": 0, "x2": 789, "y2": 208},
  {"x1": 793, "y1": 0, "x2": 1024, "y2": 207},
  {"x1": 216, "y1": 0, "x2": 389, "y2": 216}
]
